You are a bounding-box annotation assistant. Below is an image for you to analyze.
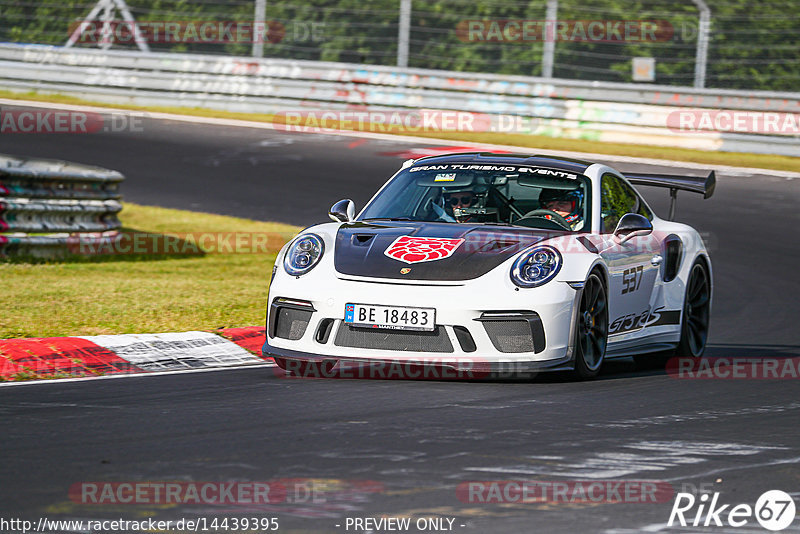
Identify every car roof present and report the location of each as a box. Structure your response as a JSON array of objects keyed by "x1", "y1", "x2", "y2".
[{"x1": 410, "y1": 152, "x2": 593, "y2": 174}]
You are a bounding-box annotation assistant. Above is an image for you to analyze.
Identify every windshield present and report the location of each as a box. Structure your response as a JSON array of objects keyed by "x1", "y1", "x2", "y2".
[{"x1": 359, "y1": 163, "x2": 591, "y2": 232}]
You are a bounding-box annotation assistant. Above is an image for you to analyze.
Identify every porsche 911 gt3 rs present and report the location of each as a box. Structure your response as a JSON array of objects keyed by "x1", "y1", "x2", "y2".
[{"x1": 263, "y1": 152, "x2": 714, "y2": 379}]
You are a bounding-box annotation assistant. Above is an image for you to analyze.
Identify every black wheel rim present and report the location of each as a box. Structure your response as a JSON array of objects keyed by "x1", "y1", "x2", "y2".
[
  {"x1": 685, "y1": 264, "x2": 710, "y2": 356},
  {"x1": 578, "y1": 274, "x2": 608, "y2": 371}
]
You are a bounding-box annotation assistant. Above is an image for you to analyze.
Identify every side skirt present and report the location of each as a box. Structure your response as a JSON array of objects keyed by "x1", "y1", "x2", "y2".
[{"x1": 606, "y1": 341, "x2": 678, "y2": 359}]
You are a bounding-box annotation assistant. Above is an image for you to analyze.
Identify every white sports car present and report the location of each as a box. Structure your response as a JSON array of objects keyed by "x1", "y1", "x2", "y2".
[{"x1": 263, "y1": 152, "x2": 714, "y2": 379}]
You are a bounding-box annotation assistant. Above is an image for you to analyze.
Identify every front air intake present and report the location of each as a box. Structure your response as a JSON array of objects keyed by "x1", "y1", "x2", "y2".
[
  {"x1": 334, "y1": 325, "x2": 454, "y2": 352},
  {"x1": 476, "y1": 311, "x2": 546, "y2": 353},
  {"x1": 274, "y1": 308, "x2": 312, "y2": 340},
  {"x1": 269, "y1": 298, "x2": 315, "y2": 340}
]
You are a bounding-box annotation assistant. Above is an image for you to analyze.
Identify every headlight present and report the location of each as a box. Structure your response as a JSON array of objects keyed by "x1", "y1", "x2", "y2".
[
  {"x1": 283, "y1": 234, "x2": 324, "y2": 276},
  {"x1": 510, "y1": 245, "x2": 562, "y2": 288}
]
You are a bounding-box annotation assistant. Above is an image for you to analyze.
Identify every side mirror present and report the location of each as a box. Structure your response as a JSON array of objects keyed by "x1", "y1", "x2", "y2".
[
  {"x1": 329, "y1": 199, "x2": 355, "y2": 223},
  {"x1": 613, "y1": 213, "x2": 653, "y2": 244}
]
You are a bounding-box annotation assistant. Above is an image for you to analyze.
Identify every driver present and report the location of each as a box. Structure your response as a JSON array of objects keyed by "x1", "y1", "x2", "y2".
[
  {"x1": 538, "y1": 188, "x2": 585, "y2": 230},
  {"x1": 443, "y1": 188, "x2": 478, "y2": 223}
]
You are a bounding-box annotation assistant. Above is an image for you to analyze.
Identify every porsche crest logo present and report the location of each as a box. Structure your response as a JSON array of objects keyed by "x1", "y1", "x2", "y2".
[
  {"x1": 384, "y1": 236, "x2": 464, "y2": 264},
  {"x1": 400, "y1": 267, "x2": 412, "y2": 274}
]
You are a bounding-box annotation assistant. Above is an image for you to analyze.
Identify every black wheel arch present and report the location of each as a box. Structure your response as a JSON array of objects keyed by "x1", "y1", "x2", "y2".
[
  {"x1": 688, "y1": 253, "x2": 713, "y2": 311},
  {"x1": 588, "y1": 262, "x2": 610, "y2": 291}
]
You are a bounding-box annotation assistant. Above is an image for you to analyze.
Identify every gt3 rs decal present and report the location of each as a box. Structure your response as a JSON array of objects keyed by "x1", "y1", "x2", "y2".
[
  {"x1": 609, "y1": 306, "x2": 681, "y2": 336},
  {"x1": 384, "y1": 236, "x2": 465, "y2": 264}
]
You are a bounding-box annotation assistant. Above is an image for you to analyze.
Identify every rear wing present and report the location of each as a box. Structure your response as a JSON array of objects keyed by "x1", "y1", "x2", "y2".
[{"x1": 623, "y1": 170, "x2": 716, "y2": 221}]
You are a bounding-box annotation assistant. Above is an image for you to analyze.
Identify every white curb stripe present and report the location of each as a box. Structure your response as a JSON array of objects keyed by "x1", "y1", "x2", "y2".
[{"x1": 79, "y1": 331, "x2": 264, "y2": 372}]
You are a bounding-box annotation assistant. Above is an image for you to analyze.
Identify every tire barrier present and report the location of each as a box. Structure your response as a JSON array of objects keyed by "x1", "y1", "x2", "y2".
[
  {"x1": 0, "y1": 153, "x2": 124, "y2": 257},
  {"x1": 1, "y1": 42, "x2": 799, "y2": 156}
]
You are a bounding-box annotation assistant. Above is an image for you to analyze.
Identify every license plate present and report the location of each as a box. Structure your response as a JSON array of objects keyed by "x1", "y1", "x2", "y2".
[{"x1": 345, "y1": 303, "x2": 436, "y2": 331}]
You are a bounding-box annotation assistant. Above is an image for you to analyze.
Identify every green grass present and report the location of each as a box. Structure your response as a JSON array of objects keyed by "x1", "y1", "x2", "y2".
[
  {"x1": 0, "y1": 203, "x2": 299, "y2": 338},
  {"x1": 2, "y1": 88, "x2": 800, "y2": 173}
]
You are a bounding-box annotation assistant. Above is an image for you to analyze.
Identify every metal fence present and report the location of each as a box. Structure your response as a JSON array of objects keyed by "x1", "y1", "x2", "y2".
[
  {"x1": 0, "y1": 0, "x2": 797, "y2": 91},
  {"x1": 1, "y1": 43, "x2": 798, "y2": 157}
]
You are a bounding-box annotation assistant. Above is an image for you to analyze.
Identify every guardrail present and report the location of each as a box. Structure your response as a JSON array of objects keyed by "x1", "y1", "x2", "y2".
[
  {"x1": 0, "y1": 153, "x2": 123, "y2": 257},
  {"x1": 1, "y1": 43, "x2": 798, "y2": 157}
]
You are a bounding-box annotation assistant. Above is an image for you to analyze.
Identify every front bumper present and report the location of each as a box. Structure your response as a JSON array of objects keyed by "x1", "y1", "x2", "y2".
[
  {"x1": 263, "y1": 336, "x2": 575, "y2": 378},
  {"x1": 262, "y1": 264, "x2": 582, "y2": 376}
]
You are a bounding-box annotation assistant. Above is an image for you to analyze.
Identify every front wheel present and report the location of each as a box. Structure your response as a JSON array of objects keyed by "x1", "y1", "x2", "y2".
[{"x1": 572, "y1": 272, "x2": 608, "y2": 379}]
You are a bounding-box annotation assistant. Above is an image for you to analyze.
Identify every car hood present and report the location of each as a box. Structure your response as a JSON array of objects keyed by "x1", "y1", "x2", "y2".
[{"x1": 334, "y1": 221, "x2": 568, "y2": 281}]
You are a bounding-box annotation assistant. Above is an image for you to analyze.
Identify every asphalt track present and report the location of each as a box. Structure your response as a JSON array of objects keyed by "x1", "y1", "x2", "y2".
[{"x1": 1, "y1": 106, "x2": 800, "y2": 533}]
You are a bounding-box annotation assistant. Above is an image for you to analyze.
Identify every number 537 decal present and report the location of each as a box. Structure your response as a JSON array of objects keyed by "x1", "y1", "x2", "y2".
[{"x1": 621, "y1": 265, "x2": 644, "y2": 295}]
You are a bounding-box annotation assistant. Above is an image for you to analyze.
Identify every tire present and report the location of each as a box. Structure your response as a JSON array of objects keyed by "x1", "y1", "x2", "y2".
[
  {"x1": 572, "y1": 272, "x2": 608, "y2": 379},
  {"x1": 634, "y1": 260, "x2": 711, "y2": 369},
  {"x1": 675, "y1": 261, "x2": 711, "y2": 358}
]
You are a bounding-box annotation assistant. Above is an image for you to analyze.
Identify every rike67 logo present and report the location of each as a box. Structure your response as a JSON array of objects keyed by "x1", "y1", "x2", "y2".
[
  {"x1": 384, "y1": 236, "x2": 464, "y2": 264},
  {"x1": 669, "y1": 490, "x2": 796, "y2": 531}
]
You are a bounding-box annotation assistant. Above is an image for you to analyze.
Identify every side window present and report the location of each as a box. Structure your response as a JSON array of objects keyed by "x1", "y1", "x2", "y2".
[
  {"x1": 636, "y1": 193, "x2": 654, "y2": 220},
  {"x1": 600, "y1": 173, "x2": 638, "y2": 233},
  {"x1": 621, "y1": 178, "x2": 653, "y2": 221}
]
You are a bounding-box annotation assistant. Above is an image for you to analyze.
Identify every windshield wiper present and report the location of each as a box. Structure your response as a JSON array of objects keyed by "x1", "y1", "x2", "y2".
[{"x1": 362, "y1": 217, "x2": 413, "y2": 221}]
